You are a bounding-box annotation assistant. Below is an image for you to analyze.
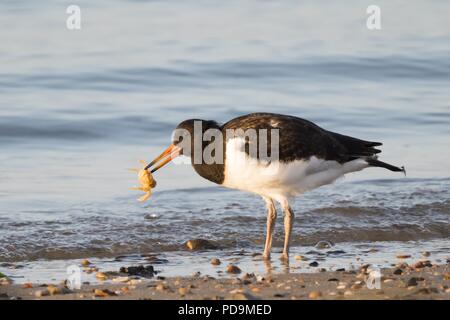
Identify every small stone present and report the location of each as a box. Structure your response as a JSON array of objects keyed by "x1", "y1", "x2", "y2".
[
  {"x1": 155, "y1": 283, "x2": 167, "y2": 291},
  {"x1": 309, "y1": 261, "x2": 319, "y2": 267},
  {"x1": 308, "y1": 291, "x2": 322, "y2": 299},
  {"x1": 443, "y1": 273, "x2": 450, "y2": 280},
  {"x1": 112, "y1": 276, "x2": 129, "y2": 283},
  {"x1": 412, "y1": 260, "x2": 432, "y2": 269},
  {"x1": 393, "y1": 269, "x2": 403, "y2": 275},
  {"x1": 383, "y1": 279, "x2": 394, "y2": 283},
  {"x1": 93, "y1": 289, "x2": 115, "y2": 297},
  {"x1": 407, "y1": 278, "x2": 418, "y2": 287},
  {"x1": 421, "y1": 251, "x2": 430, "y2": 257},
  {"x1": 351, "y1": 283, "x2": 362, "y2": 290},
  {"x1": 34, "y1": 290, "x2": 49, "y2": 298},
  {"x1": 294, "y1": 255, "x2": 307, "y2": 261},
  {"x1": 344, "y1": 290, "x2": 353, "y2": 296},
  {"x1": 315, "y1": 241, "x2": 333, "y2": 249},
  {"x1": 337, "y1": 284, "x2": 346, "y2": 290},
  {"x1": 47, "y1": 285, "x2": 59, "y2": 295},
  {"x1": 120, "y1": 265, "x2": 155, "y2": 278},
  {"x1": 396, "y1": 254, "x2": 411, "y2": 259},
  {"x1": 185, "y1": 239, "x2": 218, "y2": 250},
  {"x1": 396, "y1": 262, "x2": 409, "y2": 269},
  {"x1": 226, "y1": 265, "x2": 242, "y2": 274},
  {"x1": 328, "y1": 278, "x2": 339, "y2": 282},
  {"x1": 231, "y1": 292, "x2": 259, "y2": 300},
  {"x1": 178, "y1": 287, "x2": 189, "y2": 296},
  {"x1": 22, "y1": 283, "x2": 33, "y2": 289},
  {"x1": 95, "y1": 272, "x2": 107, "y2": 281},
  {"x1": 81, "y1": 259, "x2": 91, "y2": 266},
  {"x1": 210, "y1": 258, "x2": 221, "y2": 266},
  {"x1": 127, "y1": 279, "x2": 142, "y2": 285}
]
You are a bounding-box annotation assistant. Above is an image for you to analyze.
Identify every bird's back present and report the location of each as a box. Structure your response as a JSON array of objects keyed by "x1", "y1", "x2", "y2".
[
  {"x1": 221, "y1": 113, "x2": 388, "y2": 199},
  {"x1": 222, "y1": 112, "x2": 381, "y2": 164}
]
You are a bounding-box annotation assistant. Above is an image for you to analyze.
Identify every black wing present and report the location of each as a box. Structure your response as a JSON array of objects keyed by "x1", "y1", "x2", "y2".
[{"x1": 222, "y1": 113, "x2": 383, "y2": 164}]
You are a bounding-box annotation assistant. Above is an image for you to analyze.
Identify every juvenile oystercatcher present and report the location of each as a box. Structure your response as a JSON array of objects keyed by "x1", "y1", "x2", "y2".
[{"x1": 146, "y1": 113, "x2": 404, "y2": 260}]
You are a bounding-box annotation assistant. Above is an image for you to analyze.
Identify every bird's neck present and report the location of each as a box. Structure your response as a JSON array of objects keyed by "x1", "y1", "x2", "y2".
[{"x1": 192, "y1": 162, "x2": 225, "y2": 185}]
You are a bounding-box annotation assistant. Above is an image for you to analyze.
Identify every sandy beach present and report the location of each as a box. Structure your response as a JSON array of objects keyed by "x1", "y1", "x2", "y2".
[{"x1": 1, "y1": 261, "x2": 449, "y2": 300}]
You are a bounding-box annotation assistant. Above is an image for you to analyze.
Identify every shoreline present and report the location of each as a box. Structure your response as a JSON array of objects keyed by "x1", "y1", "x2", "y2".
[{"x1": 1, "y1": 262, "x2": 449, "y2": 300}]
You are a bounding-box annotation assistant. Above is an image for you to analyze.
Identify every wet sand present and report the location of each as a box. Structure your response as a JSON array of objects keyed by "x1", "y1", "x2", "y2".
[{"x1": 1, "y1": 262, "x2": 449, "y2": 300}]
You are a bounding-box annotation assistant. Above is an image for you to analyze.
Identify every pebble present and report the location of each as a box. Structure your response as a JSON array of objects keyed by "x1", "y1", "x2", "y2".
[
  {"x1": 351, "y1": 283, "x2": 362, "y2": 290},
  {"x1": 396, "y1": 254, "x2": 411, "y2": 259},
  {"x1": 309, "y1": 261, "x2": 319, "y2": 267},
  {"x1": 83, "y1": 267, "x2": 98, "y2": 274},
  {"x1": 344, "y1": 290, "x2": 353, "y2": 296},
  {"x1": 241, "y1": 273, "x2": 255, "y2": 280},
  {"x1": 178, "y1": 287, "x2": 189, "y2": 296},
  {"x1": 315, "y1": 241, "x2": 333, "y2": 249},
  {"x1": 412, "y1": 260, "x2": 432, "y2": 269},
  {"x1": 226, "y1": 265, "x2": 242, "y2": 274},
  {"x1": 22, "y1": 283, "x2": 33, "y2": 289},
  {"x1": 308, "y1": 291, "x2": 322, "y2": 299},
  {"x1": 94, "y1": 289, "x2": 115, "y2": 297},
  {"x1": 230, "y1": 292, "x2": 259, "y2": 300},
  {"x1": 443, "y1": 273, "x2": 450, "y2": 280},
  {"x1": 210, "y1": 258, "x2": 221, "y2": 266},
  {"x1": 185, "y1": 239, "x2": 218, "y2": 250},
  {"x1": 337, "y1": 284, "x2": 346, "y2": 290},
  {"x1": 127, "y1": 279, "x2": 142, "y2": 285},
  {"x1": 294, "y1": 255, "x2": 308, "y2": 261},
  {"x1": 156, "y1": 283, "x2": 167, "y2": 291},
  {"x1": 112, "y1": 276, "x2": 130, "y2": 283},
  {"x1": 47, "y1": 285, "x2": 59, "y2": 295},
  {"x1": 34, "y1": 290, "x2": 49, "y2": 298},
  {"x1": 393, "y1": 269, "x2": 403, "y2": 275},
  {"x1": 421, "y1": 251, "x2": 431, "y2": 257},
  {"x1": 81, "y1": 259, "x2": 91, "y2": 266},
  {"x1": 95, "y1": 272, "x2": 107, "y2": 281},
  {"x1": 120, "y1": 265, "x2": 155, "y2": 278},
  {"x1": 407, "y1": 278, "x2": 418, "y2": 287}
]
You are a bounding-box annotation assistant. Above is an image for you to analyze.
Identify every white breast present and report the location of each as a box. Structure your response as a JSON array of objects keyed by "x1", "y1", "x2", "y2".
[{"x1": 222, "y1": 137, "x2": 368, "y2": 201}]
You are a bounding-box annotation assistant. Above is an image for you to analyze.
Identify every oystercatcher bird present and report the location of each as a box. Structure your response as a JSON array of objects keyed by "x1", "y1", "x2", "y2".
[{"x1": 146, "y1": 113, "x2": 404, "y2": 260}]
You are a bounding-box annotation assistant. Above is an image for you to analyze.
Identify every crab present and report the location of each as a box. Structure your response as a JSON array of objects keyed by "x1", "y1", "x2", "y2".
[{"x1": 130, "y1": 160, "x2": 157, "y2": 202}]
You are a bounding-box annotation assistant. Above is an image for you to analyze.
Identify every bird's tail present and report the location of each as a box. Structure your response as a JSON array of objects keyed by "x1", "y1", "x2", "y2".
[{"x1": 367, "y1": 158, "x2": 406, "y2": 175}]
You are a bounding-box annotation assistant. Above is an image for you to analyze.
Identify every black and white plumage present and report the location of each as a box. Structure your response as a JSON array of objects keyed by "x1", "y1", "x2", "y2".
[{"x1": 148, "y1": 113, "x2": 404, "y2": 260}]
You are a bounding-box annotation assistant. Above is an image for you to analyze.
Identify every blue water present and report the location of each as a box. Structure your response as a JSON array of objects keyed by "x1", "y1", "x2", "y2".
[{"x1": 0, "y1": 1, "x2": 449, "y2": 281}]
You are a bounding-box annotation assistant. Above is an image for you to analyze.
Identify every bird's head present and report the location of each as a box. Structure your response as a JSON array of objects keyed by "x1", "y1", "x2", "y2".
[{"x1": 145, "y1": 119, "x2": 221, "y2": 173}]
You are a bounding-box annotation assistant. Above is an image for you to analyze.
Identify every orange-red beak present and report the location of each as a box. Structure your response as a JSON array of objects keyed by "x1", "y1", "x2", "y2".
[{"x1": 145, "y1": 144, "x2": 181, "y2": 173}]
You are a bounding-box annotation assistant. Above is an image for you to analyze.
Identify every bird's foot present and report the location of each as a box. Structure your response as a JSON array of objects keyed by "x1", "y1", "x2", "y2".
[
  {"x1": 279, "y1": 253, "x2": 289, "y2": 261},
  {"x1": 262, "y1": 253, "x2": 271, "y2": 261}
]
